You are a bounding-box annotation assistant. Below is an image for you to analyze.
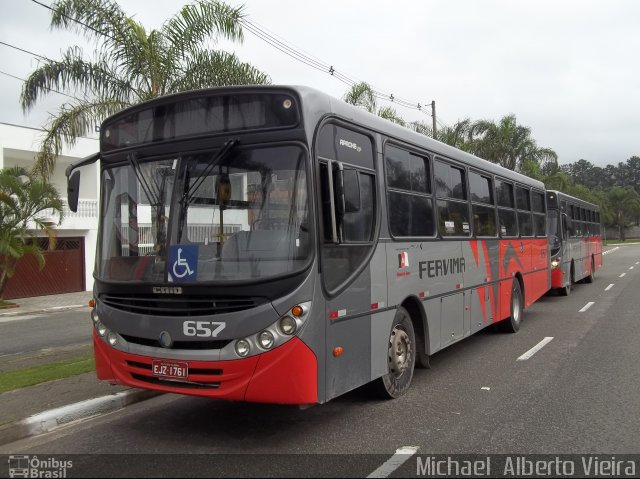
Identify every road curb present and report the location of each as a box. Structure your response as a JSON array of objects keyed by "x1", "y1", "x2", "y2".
[
  {"x1": 0, "y1": 305, "x2": 88, "y2": 318},
  {"x1": 0, "y1": 389, "x2": 160, "y2": 446}
]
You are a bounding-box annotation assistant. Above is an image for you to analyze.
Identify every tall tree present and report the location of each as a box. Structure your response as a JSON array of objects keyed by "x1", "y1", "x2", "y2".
[
  {"x1": 607, "y1": 187, "x2": 640, "y2": 240},
  {"x1": 468, "y1": 114, "x2": 558, "y2": 172},
  {"x1": 0, "y1": 167, "x2": 63, "y2": 300},
  {"x1": 21, "y1": 0, "x2": 270, "y2": 178}
]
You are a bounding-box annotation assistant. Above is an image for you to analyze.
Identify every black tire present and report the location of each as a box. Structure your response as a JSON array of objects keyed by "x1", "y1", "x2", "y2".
[
  {"x1": 585, "y1": 257, "x2": 595, "y2": 283},
  {"x1": 497, "y1": 279, "x2": 523, "y2": 333},
  {"x1": 559, "y1": 263, "x2": 575, "y2": 296},
  {"x1": 371, "y1": 307, "x2": 416, "y2": 399}
]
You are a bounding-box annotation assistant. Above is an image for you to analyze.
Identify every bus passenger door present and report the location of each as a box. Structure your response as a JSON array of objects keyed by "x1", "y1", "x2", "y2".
[{"x1": 316, "y1": 122, "x2": 378, "y2": 401}]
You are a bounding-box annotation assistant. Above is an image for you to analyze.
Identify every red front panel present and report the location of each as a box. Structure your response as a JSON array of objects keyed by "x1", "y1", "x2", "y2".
[
  {"x1": 93, "y1": 331, "x2": 318, "y2": 404},
  {"x1": 551, "y1": 268, "x2": 564, "y2": 289}
]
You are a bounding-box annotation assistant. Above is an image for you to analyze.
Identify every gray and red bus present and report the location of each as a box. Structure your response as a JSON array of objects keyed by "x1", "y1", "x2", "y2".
[
  {"x1": 546, "y1": 190, "x2": 602, "y2": 295},
  {"x1": 67, "y1": 86, "x2": 551, "y2": 404}
]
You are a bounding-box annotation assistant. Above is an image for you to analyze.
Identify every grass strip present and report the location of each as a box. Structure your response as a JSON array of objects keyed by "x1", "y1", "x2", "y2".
[{"x1": 0, "y1": 355, "x2": 95, "y2": 394}]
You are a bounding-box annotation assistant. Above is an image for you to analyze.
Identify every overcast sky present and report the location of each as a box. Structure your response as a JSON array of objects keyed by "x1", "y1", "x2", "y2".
[{"x1": 1, "y1": 0, "x2": 639, "y2": 166}]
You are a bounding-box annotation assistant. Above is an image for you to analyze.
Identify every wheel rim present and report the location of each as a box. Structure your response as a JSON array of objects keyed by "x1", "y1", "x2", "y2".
[
  {"x1": 512, "y1": 289, "x2": 521, "y2": 323},
  {"x1": 388, "y1": 326, "x2": 412, "y2": 377}
]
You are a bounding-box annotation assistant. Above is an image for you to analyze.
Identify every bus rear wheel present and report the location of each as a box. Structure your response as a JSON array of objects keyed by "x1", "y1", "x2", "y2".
[
  {"x1": 371, "y1": 307, "x2": 416, "y2": 399},
  {"x1": 497, "y1": 279, "x2": 523, "y2": 333},
  {"x1": 584, "y1": 257, "x2": 595, "y2": 283}
]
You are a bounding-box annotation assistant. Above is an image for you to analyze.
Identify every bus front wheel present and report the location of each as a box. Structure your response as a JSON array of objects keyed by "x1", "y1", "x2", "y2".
[
  {"x1": 497, "y1": 279, "x2": 523, "y2": 333},
  {"x1": 371, "y1": 307, "x2": 416, "y2": 399}
]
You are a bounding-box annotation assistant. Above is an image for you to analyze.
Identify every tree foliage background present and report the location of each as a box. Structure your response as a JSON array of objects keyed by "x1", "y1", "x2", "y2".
[{"x1": 21, "y1": 0, "x2": 270, "y2": 178}]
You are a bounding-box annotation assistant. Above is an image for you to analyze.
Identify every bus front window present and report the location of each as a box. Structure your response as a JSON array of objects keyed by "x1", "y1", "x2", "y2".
[
  {"x1": 97, "y1": 145, "x2": 312, "y2": 283},
  {"x1": 547, "y1": 209, "x2": 561, "y2": 256}
]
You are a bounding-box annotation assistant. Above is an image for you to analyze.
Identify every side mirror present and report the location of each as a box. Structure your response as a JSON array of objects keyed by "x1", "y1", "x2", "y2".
[{"x1": 67, "y1": 170, "x2": 81, "y2": 213}]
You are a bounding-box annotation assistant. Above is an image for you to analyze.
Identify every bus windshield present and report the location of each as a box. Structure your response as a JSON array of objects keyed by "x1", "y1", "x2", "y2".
[{"x1": 98, "y1": 144, "x2": 311, "y2": 283}]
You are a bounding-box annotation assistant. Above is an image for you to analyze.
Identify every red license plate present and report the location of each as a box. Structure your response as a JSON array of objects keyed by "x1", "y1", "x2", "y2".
[{"x1": 152, "y1": 360, "x2": 188, "y2": 380}]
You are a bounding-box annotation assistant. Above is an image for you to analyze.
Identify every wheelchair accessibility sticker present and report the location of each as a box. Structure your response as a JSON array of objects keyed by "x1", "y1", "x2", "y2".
[{"x1": 168, "y1": 245, "x2": 198, "y2": 282}]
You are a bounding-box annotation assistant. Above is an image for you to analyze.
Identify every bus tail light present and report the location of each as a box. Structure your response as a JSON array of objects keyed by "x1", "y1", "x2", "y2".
[{"x1": 551, "y1": 258, "x2": 561, "y2": 269}]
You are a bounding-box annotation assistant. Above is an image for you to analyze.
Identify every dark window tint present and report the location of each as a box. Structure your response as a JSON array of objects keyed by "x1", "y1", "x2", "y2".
[
  {"x1": 533, "y1": 213, "x2": 546, "y2": 237},
  {"x1": 469, "y1": 172, "x2": 493, "y2": 204},
  {"x1": 388, "y1": 192, "x2": 435, "y2": 237},
  {"x1": 473, "y1": 204, "x2": 497, "y2": 236},
  {"x1": 516, "y1": 186, "x2": 531, "y2": 211},
  {"x1": 437, "y1": 200, "x2": 470, "y2": 236},
  {"x1": 498, "y1": 209, "x2": 518, "y2": 236},
  {"x1": 385, "y1": 146, "x2": 430, "y2": 194},
  {"x1": 385, "y1": 146, "x2": 410, "y2": 190},
  {"x1": 342, "y1": 172, "x2": 375, "y2": 242},
  {"x1": 518, "y1": 211, "x2": 533, "y2": 236},
  {"x1": 532, "y1": 191, "x2": 545, "y2": 213},
  {"x1": 496, "y1": 179, "x2": 514, "y2": 208},
  {"x1": 435, "y1": 160, "x2": 466, "y2": 200}
]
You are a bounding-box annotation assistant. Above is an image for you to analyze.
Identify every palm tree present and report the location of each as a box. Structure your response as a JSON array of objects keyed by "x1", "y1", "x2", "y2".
[
  {"x1": 21, "y1": 0, "x2": 270, "y2": 178},
  {"x1": 0, "y1": 167, "x2": 63, "y2": 300},
  {"x1": 468, "y1": 114, "x2": 558, "y2": 172},
  {"x1": 607, "y1": 187, "x2": 640, "y2": 240},
  {"x1": 343, "y1": 82, "x2": 406, "y2": 126},
  {"x1": 409, "y1": 118, "x2": 473, "y2": 150}
]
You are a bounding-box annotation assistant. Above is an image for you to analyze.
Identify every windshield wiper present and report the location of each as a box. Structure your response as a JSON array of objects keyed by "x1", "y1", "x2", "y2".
[
  {"x1": 127, "y1": 153, "x2": 160, "y2": 205},
  {"x1": 185, "y1": 138, "x2": 238, "y2": 204}
]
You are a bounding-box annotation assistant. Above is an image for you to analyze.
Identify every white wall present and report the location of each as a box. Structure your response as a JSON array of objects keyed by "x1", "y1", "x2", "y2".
[{"x1": 0, "y1": 122, "x2": 100, "y2": 291}]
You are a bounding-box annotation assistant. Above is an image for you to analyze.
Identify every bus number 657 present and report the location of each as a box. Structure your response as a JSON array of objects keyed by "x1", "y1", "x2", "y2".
[{"x1": 183, "y1": 321, "x2": 226, "y2": 337}]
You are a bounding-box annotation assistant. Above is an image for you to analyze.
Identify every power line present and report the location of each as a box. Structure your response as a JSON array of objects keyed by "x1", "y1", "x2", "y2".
[
  {"x1": 0, "y1": 69, "x2": 82, "y2": 102},
  {"x1": 241, "y1": 19, "x2": 433, "y2": 116},
  {"x1": 28, "y1": 0, "x2": 446, "y2": 126}
]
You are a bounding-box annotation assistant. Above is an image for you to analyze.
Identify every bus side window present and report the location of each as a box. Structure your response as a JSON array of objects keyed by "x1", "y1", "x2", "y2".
[
  {"x1": 496, "y1": 178, "x2": 518, "y2": 237},
  {"x1": 435, "y1": 159, "x2": 470, "y2": 237}
]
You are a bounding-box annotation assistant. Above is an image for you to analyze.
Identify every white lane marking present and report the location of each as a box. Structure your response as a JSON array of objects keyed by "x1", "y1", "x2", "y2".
[
  {"x1": 630, "y1": 266, "x2": 635, "y2": 270},
  {"x1": 636, "y1": 262, "x2": 639, "y2": 265},
  {"x1": 603, "y1": 247, "x2": 619, "y2": 255},
  {"x1": 517, "y1": 337, "x2": 554, "y2": 361},
  {"x1": 620, "y1": 273, "x2": 627, "y2": 278},
  {"x1": 605, "y1": 284, "x2": 614, "y2": 291},
  {"x1": 368, "y1": 446, "x2": 419, "y2": 478},
  {"x1": 579, "y1": 302, "x2": 595, "y2": 313}
]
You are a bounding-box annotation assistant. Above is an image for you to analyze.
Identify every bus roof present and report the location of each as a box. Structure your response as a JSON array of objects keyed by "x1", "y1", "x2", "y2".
[
  {"x1": 292, "y1": 85, "x2": 545, "y2": 189},
  {"x1": 546, "y1": 189, "x2": 600, "y2": 211},
  {"x1": 99, "y1": 84, "x2": 545, "y2": 190}
]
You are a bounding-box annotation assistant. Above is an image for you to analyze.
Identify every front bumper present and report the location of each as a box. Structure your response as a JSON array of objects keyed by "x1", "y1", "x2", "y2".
[{"x1": 93, "y1": 330, "x2": 318, "y2": 404}]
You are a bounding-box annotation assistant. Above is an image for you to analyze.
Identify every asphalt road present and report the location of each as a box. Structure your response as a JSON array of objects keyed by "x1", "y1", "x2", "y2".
[
  {"x1": 2, "y1": 244, "x2": 639, "y2": 477},
  {"x1": 0, "y1": 309, "x2": 92, "y2": 356}
]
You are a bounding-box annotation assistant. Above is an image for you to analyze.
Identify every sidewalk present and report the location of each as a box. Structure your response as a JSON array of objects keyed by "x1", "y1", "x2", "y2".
[
  {"x1": 0, "y1": 290, "x2": 157, "y2": 446},
  {"x1": 0, "y1": 290, "x2": 93, "y2": 316}
]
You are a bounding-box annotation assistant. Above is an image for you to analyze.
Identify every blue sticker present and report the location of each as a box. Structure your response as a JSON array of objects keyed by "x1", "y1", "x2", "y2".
[{"x1": 168, "y1": 244, "x2": 198, "y2": 282}]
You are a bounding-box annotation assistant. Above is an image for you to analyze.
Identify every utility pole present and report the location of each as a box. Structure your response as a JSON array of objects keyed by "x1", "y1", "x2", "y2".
[{"x1": 431, "y1": 100, "x2": 437, "y2": 138}]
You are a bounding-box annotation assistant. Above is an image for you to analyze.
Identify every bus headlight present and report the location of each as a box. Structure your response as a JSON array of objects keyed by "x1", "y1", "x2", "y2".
[
  {"x1": 232, "y1": 301, "x2": 311, "y2": 358},
  {"x1": 91, "y1": 309, "x2": 100, "y2": 324},
  {"x1": 235, "y1": 339, "x2": 251, "y2": 357},
  {"x1": 258, "y1": 330, "x2": 275, "y2": 350},
  {"x1": 551, "y1": 258, "x2": 561, "y2": 269},
  {"x1": 96, "y1": 321, "x2": 107, "y2": 337},
  {"x1": 279, "y1": 316, "x2": 297, "y2": 335},
  {"x1": 107, "y1": 331, "x2": 118, "y2": 346}
]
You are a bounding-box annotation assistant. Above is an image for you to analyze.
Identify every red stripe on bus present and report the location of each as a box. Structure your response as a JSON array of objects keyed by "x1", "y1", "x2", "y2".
[{"x1": 469, "y1": 240, "x2": 480, "y2": 268}]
